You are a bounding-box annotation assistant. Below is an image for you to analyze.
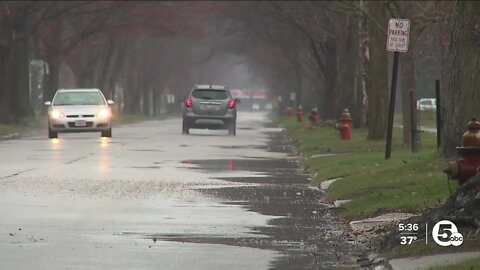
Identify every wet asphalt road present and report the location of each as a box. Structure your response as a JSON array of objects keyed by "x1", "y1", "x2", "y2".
[{"x1": 0, "y1": 112, "x2": 363, "y2": 269}]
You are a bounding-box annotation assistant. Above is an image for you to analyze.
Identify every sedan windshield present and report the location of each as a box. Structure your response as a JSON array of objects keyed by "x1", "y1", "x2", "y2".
[
  {"x1": 192, "y1": 89, "x2": 228, "y2": 100},
  {"x1": 53, "y1": 91, "x2": 106, "y2": 106}
]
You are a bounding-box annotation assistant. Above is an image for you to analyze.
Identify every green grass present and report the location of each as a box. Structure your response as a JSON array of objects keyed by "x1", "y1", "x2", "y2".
[
  {"x1": 281, "y1": 117, "x2": 453, "y2": 220},
  {"x1": 0, "y1": 124, "x2": 32, "y2": 137},
  {"x1": 326, "y1": 149, "x2": 454, "y2": 219},
  {"x1": 394, "y1": 111, "x2": 438, "y2": 129}
]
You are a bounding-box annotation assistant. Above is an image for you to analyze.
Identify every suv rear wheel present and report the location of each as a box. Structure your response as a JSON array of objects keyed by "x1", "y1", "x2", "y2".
[
  {"x1": 182, "y1": 120, "x2": 189, "y2": 135},
  {"x1": 228, "y1": 122, "x2": 236, "y2": 136}
]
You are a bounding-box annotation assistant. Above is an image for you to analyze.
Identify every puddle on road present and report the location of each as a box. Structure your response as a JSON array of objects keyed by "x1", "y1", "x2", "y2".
[
  {"x1": 138, "y1": 131, "x2": 365, "y2": 269},
  {"x1": 129, "y1": 149, "x2": 164, "y2": 152},
  {"x1": 141, "y1": 180, "x2": 361, "y2": 269},
  {"x1": 181, "y1": 158, "x2": 310, "y2": 185},
  {"x1": 182, "y1": 158, "x2": 300, "y2": 172},
  {"x1": 127, "y1": 166, "x2": 161, "y2": 169},
  {"x1": 215, "y1": 145, "x2": 268, "y2": 150},
  {"x1": 213, "y1": 143, "x2": 295, "y2": 153}
]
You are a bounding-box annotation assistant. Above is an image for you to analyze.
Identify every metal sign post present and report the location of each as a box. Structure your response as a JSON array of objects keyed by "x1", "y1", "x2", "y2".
[
  {"x1": 385, "y1": 18, "x2": 410, "y2": 160},
  {"x1": 409, "y1": 90, "x2": 418, "y2": 153}
]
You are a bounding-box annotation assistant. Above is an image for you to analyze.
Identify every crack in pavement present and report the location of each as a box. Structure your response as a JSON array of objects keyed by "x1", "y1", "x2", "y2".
[
  {"x1": 1, "y1": 168, "x2": 36, "y2": 180},
  {"x1": 64, "y1": 153, "x2": 94, "y2": 164}
]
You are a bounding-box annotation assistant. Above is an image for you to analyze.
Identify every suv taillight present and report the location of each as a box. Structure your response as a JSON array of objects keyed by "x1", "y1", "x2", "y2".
[
  {"x1": 185, "y1": 99, "x2": 192, "y2": 108},
  {"x1": 228, "y1": 100, "x2": 235, "y2": 109}
]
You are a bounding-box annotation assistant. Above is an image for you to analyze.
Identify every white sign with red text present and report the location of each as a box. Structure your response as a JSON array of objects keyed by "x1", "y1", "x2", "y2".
[{"x1": 386, "y1": 18, "x2": 410, "y2": 52}]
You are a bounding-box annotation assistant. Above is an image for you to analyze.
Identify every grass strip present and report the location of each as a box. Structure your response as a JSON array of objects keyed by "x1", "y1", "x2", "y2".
[
  {"x1": 0, "y1": 124, "x2": 32, "y2": 138},
  {"x1": 280, "y1": 117, "x2": 454, "y2": 220}
]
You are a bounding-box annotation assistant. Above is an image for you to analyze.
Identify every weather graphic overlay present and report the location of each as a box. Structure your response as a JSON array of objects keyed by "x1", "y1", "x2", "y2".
[{"x1": 398, "y1": 223, "x2": 420, "y2": 245}]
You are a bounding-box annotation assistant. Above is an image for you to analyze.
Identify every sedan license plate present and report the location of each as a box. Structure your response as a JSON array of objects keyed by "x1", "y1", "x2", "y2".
[
  {"x1": 206, "y1": 104, "x2": 216, "y2": 110},
  {"x1": 75, "y1": 120, "x2": 87, "y2": 127}
]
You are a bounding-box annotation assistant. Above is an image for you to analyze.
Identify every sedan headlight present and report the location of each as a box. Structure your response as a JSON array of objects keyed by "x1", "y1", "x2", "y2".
[
  {"x1": 49, "y1": 110, "x2": 65, "y2": 119},
  {"x1": 97, "y1": 109, "x2": 111, "y2": 119}
]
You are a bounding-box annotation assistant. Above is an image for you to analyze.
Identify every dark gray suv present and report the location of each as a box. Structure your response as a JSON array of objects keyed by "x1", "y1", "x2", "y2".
[{"x1": 182, "y1": 85, "x2": 239, "y2": 136}]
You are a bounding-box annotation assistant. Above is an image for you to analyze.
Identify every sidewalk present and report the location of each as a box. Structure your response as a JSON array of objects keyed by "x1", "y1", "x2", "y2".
[{"x1": 389, "y1": 251, "x2": 480, "y2": 270}]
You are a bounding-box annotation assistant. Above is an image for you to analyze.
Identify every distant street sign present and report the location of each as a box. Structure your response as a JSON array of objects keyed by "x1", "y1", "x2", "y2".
[
  {"x1": 290, "y1": 92, "x2": 296, "y2": 101},
  {"x1": 386, "y1": 18, "x2": 410, "y2": 52},
  {"x1": 167, "y1": 94, "x2": 175, "y2": 104}
]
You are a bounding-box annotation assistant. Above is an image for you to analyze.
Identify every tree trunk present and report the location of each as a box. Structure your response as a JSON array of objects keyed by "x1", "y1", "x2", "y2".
[
  {"x1": 442, "y1": 1, "x2": 480, "y2": 157},
  {"x1": 97, "y1": 38, "x2": 115, "y2": 95},
  {"x1": 308, "y1": 38, "x2": 327, "y2": 118},
  {"x1": 142, "y1": 79, "x2": 150, "y2": 116},
  {"x1": 12, "y1": 30, "x2": 33, "y2": 122},
  {"x1": 107, "y1": 39, "x2": 127, "y2": 101},
  {"x1": 40, "y1": 13, "x2": 63, "y2": 105},
  {"x1": 152, "y1": 87, "x2": 158, "y2": 116},
  {"x1": 123, "y1": 74, "x2": 140, "y2": 114},
  {"x1": 366, "y1": 1, "x2": 388, "y2": 140},
  {"x1": 294, "y1": 59, "x2": 302, "y2": 109},
  {"x1": 0, "y1": 46, "x2": 13, "y2": 123},
  {"x1": 322, "y1": 37, "x2": 337, "y2": 120},
  {"x1": 355, "y1": 0, "x2": 369, "y2": 128},
  {"x1": 77, "y1": 46, "x2": 101, "y2": 88},
  {"x1": 10, "y1": 9, "x2": 33, "y2": 122},
  {"x1": 400, "y1": 42, "x2": 416, "y2": 146},
  {"x1": 44, "y1": 57, "x2": 60, "y2": 102},
  {"x1": 0, "y1": 7, "x2": 13, "y2": 123},
  {"x1": 0, "y1": 5, "x2": 32, "y2": 123},
  {"x1": 337, "y1": 16, "x2": 357, "y2": 124}
]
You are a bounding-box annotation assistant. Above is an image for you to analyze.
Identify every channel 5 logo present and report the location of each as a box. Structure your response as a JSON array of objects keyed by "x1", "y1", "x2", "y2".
[{"x1": 432, "y1": 220, "x2": 463, "y2": 246}]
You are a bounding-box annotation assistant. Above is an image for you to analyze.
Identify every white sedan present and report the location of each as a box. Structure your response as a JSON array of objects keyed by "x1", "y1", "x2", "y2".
[{"x1": 44, "y1": 88, "x2": 114, "y2": 138}]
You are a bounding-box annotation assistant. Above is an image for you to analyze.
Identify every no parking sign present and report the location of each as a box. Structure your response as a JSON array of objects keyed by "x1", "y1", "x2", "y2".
[{"x1": 386, "y1": 18, "x2": 410, "y2": 52}]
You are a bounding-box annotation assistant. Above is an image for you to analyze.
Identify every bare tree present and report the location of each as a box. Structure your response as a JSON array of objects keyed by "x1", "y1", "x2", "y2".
[{"x1": 442, "y1": 1, "x2": 480, "y2": 157}]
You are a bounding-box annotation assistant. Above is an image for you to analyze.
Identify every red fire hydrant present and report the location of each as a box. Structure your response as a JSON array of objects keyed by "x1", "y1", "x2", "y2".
[
  {"x1": 296, "y1": 105, "x2": 303, "y2": 122},
  {"x1": 309, "y1": 108, "x2": 319, "y2": 125},
  {"x1": 286, "y1": 107, "x2": 292, "y2": 117},
  {"x1": 335, "y1": 108, "x2": 352, "y2": 140},
  {"x1": 444, "y1": 118, "x2": 480, "y2": 185}
]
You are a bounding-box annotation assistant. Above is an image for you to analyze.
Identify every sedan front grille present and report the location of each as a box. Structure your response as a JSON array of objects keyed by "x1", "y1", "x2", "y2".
[
  {"x1": 66, "y1": 115, "x2": 95, "y2": 118},
  {"x1": 68, "y1": 122, "x2": 93, "y2": 128}
]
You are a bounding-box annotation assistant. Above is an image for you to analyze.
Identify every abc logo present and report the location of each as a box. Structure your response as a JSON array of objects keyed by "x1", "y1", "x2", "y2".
[{"x1": 432, "y1": 220, "x2": 463, "y2": 246}]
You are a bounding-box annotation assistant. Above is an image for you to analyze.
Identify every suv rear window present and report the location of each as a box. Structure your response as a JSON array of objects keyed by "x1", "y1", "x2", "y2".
[{"x1": 192, "y1": 89, "x2": 228, "y2": 100}]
